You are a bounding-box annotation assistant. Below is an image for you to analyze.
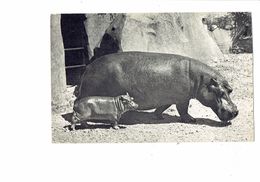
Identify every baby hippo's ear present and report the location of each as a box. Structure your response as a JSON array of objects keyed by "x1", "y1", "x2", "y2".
[
  {"x1": 126, "y1": 92, "x2": 134, "y2": 100},
  {"x1": 119, "y1": 95, "x2": 124, "y2": 100}
]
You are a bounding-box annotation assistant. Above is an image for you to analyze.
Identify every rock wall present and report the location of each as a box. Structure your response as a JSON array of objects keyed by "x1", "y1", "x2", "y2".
[
  {"x1": 84, "y1": 13, "x2": 225, "y2": 64},
  {"x1": 122, "y1": 13, "x2": 224, "y2": 63},
  {"x1": 208, "y1": 29, "x2": 232, "y2": 54},
  {"x1": 203, "y1": 13, "x2": 234, "y2": 53},
  {"x1": 51, "y1": 14, "x2": 66, "y2": 105},
  {"x1": 84, "y1": 14, "x2": 115, "y2": 59}
]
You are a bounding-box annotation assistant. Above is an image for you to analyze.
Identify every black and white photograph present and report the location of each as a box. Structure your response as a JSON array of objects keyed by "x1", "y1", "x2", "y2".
[
  {"x1": 1, "y1": 1, "x2": 260, "y2": 182},
  {"x1": 51, "y1": 12, "x2": 253, "y2": 143}
]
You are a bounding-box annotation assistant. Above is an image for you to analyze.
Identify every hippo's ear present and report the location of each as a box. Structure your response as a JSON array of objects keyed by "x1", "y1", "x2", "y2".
[{"x1": 224, "y1": 84, "x2": 233, "y2": 94}]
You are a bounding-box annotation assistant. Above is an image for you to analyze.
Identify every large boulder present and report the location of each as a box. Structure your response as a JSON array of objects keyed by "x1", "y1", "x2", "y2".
[
  {"x1": 84, "y1": 14, "x2": 116, "y2": 59},
  {"x1": 84, "y1": 13, "x2": 224, "y2": 64},
  {"x1": 202, "y1": 13, "x2": 234, "y2": 54},
  {"x1": 207, "y1": 29, "x2": 232, "y2": 54}
]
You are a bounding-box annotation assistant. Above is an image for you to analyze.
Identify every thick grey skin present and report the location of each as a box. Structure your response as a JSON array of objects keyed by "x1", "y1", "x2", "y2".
[
  {"x1": 76, "y1": 51, "x2": 238, "y2": 123},
  {"x1": 71, "y1": 94, "x2": 138, "y2": 130}
]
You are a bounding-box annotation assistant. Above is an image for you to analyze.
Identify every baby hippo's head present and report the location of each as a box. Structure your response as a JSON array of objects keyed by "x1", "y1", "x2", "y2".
[{"x1": 119, "y1": 92, "x2": 138, "y2": 111}]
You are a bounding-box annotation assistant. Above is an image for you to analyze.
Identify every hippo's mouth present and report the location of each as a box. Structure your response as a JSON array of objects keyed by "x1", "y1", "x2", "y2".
[
  {"x1": 219, "y1": 110, "x2": 238, "y2": 123},
  {"x1": 213, "y1": 108, "x2": 237, "y2": 125},
  {"x1": 219, "y1": 116, "x2": 231, "y2": 123},
  {"x1": 218, "y1": 119, "x2": 232, "y2": 127},
  {"x1": 220, "y1": 119, "x2": 232, "y2": 125},
  {"x1": 222, "y1": 119, "x2": 231, "y2": 123},
  {"x1": 218, "y1": 115, "x2": 233, "y2": 123}
]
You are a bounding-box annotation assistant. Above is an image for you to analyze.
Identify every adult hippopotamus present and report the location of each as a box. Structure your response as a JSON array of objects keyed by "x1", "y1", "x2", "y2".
[{"x1": 75, "y1": 52, "x2": 238, "y2": 123}]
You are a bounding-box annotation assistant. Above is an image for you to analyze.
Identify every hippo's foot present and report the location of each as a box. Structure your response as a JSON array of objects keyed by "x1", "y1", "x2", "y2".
[
  {"x1": 180, "y1": 114, "x2": 196, "y2": 123},
  {"x1": 71, "y1": 124, "x2": 76, "y2": 131},
  {"x1": 112, "y1": 125, "x2": 120, "y2": 130},
  {"x1": 63, "y1": 126, "x2": 70, "y2": 132}
]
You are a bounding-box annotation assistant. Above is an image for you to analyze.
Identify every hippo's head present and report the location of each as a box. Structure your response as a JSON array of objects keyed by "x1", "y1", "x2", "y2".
[
  {"x1": 120, "y1": 92, "x2": 139, "y2": 111},
  {"x1": 197, "y1": 78, "x2": 238, "y2": 123}
]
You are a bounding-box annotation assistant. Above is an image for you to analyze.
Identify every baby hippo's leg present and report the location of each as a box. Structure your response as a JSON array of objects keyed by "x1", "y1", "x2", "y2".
[
  {"x1": 112, "y1": 119, "x2": 120, "y2": 130},
  {"x1": 111, "y1": 113, "x2": 121, "y2": 130},
  {"x1": 71, "y1": 112, "x2": 79, "y2": 131}
]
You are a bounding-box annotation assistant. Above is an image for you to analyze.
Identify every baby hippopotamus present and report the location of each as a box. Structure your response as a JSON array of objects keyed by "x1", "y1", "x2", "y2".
[{"x1": 71, "y1": 93, "x2": 138, "y2": 130}]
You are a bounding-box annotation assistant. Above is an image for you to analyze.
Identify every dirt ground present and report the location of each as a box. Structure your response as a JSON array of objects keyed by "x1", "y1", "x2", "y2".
[{"x1": 52, "y1": 54, "x2": 254, "y2": 143}]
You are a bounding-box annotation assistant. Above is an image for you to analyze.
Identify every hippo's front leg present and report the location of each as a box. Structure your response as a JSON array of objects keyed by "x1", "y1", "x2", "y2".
[{"x1": 176, "y1": 100, "x2": 196, "y2": 123}]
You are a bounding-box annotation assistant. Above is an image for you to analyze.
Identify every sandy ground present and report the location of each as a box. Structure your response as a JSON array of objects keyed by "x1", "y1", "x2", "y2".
[{"x1": 52, "y1": 54, "x2": 254, "y2": 143}]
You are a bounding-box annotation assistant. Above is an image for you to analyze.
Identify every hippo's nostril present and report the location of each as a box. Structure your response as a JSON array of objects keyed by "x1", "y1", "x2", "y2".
[{"x1": 233, "y1": 110, "x2": 239, "y2": 117}]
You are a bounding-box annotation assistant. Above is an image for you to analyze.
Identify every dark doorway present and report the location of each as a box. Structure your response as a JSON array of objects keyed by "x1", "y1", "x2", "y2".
[{"x1": 61, "y1": 14, "x2": 90, "y2": 85}]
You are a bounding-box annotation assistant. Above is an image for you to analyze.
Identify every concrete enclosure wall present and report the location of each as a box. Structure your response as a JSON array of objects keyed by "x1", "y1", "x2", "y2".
[{"x1": 51, "y1": 14, "x2": 66, "y2": 105}]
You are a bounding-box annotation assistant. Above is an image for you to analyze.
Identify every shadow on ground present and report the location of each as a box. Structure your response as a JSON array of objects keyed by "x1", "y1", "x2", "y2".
[
  {"x1": 121, "y1": 111, "x2": 230, "y2": 127},
  {"x1": 61, "y1": 110, "x2": 230, "y2": 130}
]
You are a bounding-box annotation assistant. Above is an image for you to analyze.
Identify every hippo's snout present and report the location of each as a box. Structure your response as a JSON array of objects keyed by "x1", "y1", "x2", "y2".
[
  {"x1": 218, "y1": 106, "x2": 239, "y2": 123},
  {"x1": 233, "y1": 110, "x2": 239, "y2": 118}
]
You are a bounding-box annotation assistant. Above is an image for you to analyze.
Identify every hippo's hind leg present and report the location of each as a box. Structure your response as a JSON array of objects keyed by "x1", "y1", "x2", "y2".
[
  {"x1": 176, "y1": 100, "x2": 196, "y2": 123},
  {"x1": 154, "y1": 104, "x2": 171, "y2": 119}
]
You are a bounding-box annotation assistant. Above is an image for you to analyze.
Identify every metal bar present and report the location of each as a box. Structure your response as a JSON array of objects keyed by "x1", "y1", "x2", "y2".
[
  {"x1": 64, "y1": 47, "x2": 85, "y2": 51},
  {"x1": 65, "y1": 64, "x2": 86, "y2": 69}
]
